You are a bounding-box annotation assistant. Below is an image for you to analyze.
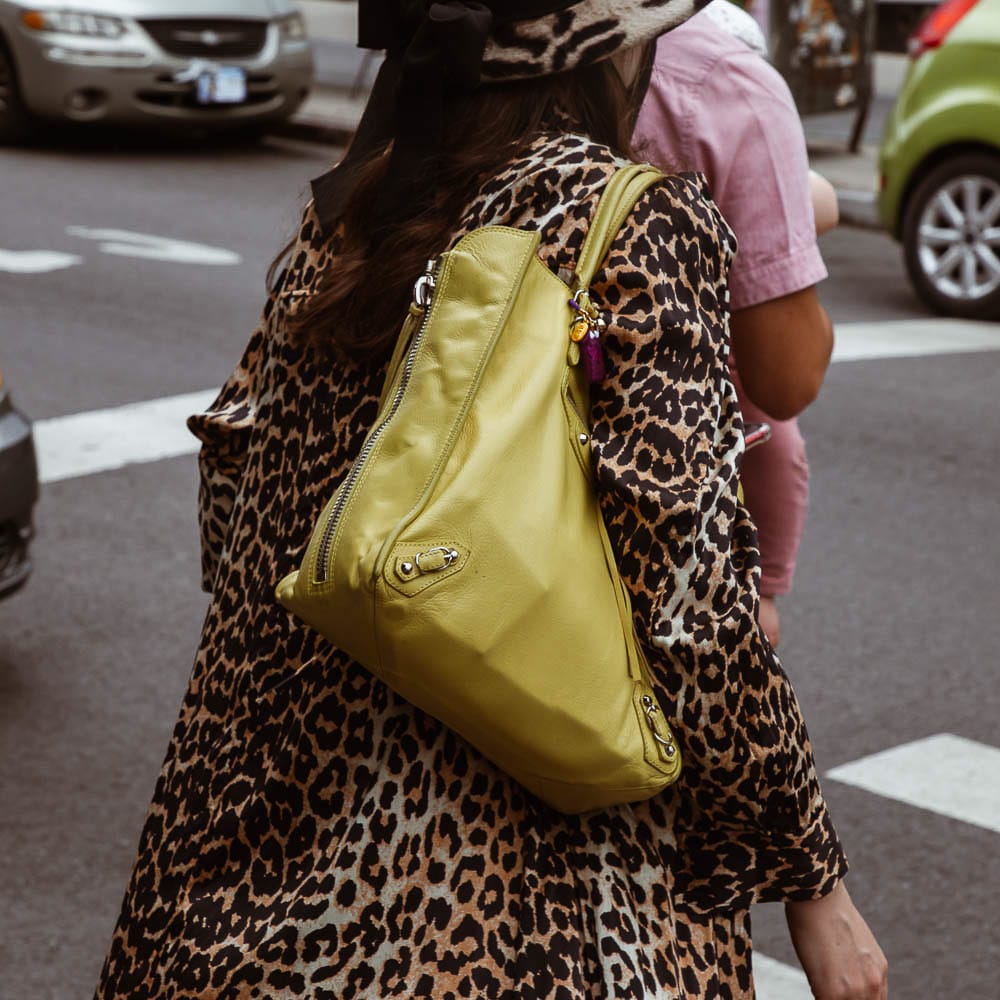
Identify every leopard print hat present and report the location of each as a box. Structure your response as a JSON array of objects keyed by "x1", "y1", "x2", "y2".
[
  {"x1": 480, "y1": 0, "x2": 703, "y2": 80},
  {"x1": 312, "y1": 0, "x2": 703, "y2": 234},
  {"x1": 362, "y1": 0, "x2": 702, "y2": 80}
]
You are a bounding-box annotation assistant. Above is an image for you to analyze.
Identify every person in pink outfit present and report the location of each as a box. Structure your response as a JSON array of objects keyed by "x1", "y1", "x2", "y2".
[{"x1": 635, "y1": 3, "x2": 838, "y2": 647}]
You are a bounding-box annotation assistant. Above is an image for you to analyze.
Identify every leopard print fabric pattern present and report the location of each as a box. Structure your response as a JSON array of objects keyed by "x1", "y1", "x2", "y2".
[{"x1": 95, "y1": 133, "x2": 846, "y2": 1000}]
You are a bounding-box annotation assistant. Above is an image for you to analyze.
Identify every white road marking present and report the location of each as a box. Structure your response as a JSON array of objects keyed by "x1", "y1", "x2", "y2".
[
  {"x1": 833, "y1": 318, "x2": 1000, "y2": 363},
  {"x1": 754, "y1": 954, "x2": 812, "y2": 1000},
  {"x1": 31, "y1": 318, "x2": 1000, "y2": 486},
  {"x1": 35, "y1": 389, "x2": 218, "y2": 485},
  {"x1": 0, "y1": 249, "x2": 82, "y2": 273},
  {"x1": 827, "y1": 734, "x2": 1000, "y2": 834},
  {"x1": 66, "y1": 227, "x2": 242, "y2": 266}
]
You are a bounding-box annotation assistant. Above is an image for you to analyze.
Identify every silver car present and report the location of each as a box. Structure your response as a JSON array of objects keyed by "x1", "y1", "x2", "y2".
[{"x1": 0, "y1": 0, "x2": 313, "y2": 139}]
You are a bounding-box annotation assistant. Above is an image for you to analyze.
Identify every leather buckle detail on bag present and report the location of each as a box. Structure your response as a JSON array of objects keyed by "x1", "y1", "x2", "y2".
[
  {"x1": 386, "y1": 541, "x2": 469, "y2": 596},
  {"x1": 412, "y1": 546, "x2": 460, "y2": 574},
  {"x1": 633, "y1": 686, "x2": 683, "y2": 778},
  {"x1": 641, "y1": 694, "x2": 677, "y2": 758}
]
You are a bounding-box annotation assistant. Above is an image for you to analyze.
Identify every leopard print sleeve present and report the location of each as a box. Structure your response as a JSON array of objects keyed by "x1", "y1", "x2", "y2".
[
  {"x1": 187, "y1": 308, "x2": 271, "y2": 594},
  {"x1": 590, "y1": 174, "x2": 848, "y2": 911}
]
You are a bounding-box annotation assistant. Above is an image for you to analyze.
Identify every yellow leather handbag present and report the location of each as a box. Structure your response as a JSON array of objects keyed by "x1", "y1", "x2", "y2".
[{"x1": 277, "y1": 165, "x2": 682, "y2": 813}]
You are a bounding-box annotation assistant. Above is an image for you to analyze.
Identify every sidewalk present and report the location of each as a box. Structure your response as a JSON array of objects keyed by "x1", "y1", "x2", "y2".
[
  {"x1": 288, "y1": 1, "x2": 900, "y2": 229},
  {"x1": 281, "y1": 1, "x2": 370, "y2": 146},
  {"x1": 798, "y1": 56, "x2": 911, "y2": 228}
]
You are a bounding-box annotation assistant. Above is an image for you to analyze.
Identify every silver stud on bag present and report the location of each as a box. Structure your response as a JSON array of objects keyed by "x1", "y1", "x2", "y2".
[
  {"x1": 578, "y1": 433, "x2": 589, "y2": 445},
  {"x1": 400, "y1": 562, "x2": 414, "y2": 576}
]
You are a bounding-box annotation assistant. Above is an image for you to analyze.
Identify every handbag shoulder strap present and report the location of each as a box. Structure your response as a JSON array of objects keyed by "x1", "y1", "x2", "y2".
[{"x1": 573, "y1": 163, "x2": 664, "y2": 291}]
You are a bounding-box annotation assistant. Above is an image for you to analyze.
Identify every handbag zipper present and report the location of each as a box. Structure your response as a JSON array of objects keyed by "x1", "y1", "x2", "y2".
[{"x1": 313, "y1": 258, "x2": 440, "y2": 584}]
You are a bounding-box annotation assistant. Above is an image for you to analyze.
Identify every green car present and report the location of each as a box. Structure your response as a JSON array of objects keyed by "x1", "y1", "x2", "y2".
[{"x1": 879, "y1": 0, "x2": 1000, "y2": 319}]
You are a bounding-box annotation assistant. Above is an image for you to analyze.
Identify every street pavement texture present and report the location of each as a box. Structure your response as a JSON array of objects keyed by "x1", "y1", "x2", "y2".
[{"x1": 2, "y1": 134, "x2": 1000, "y2": 1000}]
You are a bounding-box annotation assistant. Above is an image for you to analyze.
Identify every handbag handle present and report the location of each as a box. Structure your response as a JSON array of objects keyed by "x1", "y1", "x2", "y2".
[{"x1": 573, "y1": 164, "x2": 664, "y2": 291}]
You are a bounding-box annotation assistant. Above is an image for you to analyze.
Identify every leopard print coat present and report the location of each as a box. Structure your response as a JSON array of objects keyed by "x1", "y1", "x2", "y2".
[{"x1": 95, "y1": 133, "x2": 847, "y2": 1000}]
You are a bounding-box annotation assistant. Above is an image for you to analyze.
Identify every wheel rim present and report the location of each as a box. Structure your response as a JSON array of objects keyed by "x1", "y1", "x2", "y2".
[{"x1": 917, "y1": 174, "x2": 1000, "y2": 302}]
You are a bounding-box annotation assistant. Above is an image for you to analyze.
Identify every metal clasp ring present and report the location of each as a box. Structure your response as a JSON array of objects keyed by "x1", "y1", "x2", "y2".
[{"x1": 414, "y1": 546, "x2": 460, "y2": 573}]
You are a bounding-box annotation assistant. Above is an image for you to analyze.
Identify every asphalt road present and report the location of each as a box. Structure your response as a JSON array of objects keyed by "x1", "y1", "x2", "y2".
[{"x1": 2, "y1": 132, "x2": 999, "y2": 1000}]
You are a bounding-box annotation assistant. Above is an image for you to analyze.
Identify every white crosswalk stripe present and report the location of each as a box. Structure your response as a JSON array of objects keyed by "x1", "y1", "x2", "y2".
[
  {"x1": 35, "y1": 389, "x2": 218, "y2": 485},
  {"x1": 33, "y1": 318, "x2": 1000, "y2": 486},
  {"x1": 827, "y1": 734, "x2": 1000, "y2": 834},
  {"x1": 753, "y1": 955, "x2": 812, "y2": 999},
  {"x1": 832, "y1": 317, "x2": 1000, "y2": 363}
]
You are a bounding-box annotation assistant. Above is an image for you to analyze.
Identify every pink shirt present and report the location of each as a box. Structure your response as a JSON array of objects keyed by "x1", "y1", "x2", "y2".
[
  {"x1": 635, "y1": 17, "x2": 827, "y2": 310},
  {"x1": 635, "y1": 17, "x2": 826, "y2": 595}
]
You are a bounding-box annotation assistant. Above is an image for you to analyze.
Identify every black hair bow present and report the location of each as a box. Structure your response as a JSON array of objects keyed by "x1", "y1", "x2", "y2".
[{"x1": 311, "y1": 1, "x2": 494, "y2": 238}]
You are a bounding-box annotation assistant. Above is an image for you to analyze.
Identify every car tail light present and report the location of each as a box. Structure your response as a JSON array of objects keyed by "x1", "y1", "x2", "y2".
[{"x1": 909, "y1": 0, "x2": 980, "y2": 59}]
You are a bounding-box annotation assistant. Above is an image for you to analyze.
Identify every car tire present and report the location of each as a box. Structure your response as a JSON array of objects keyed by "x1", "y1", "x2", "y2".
[
  {"x1": 0, "y1": 40, "x2": 30, "y2": 144},
  {"x1": 227, "y1": 124, "x2": 269, "y2": 146},
  {"x1": 0, "y1": 520, "x2": 32, "y2": 599},
  {"x1": 901, "y1": 153, "x2": 1000, "y2": 321}
]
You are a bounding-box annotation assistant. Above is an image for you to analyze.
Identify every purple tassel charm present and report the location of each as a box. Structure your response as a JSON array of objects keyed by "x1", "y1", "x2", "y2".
[{"x1": 580, "y1": 329, "x2": 605, "y2": 383}]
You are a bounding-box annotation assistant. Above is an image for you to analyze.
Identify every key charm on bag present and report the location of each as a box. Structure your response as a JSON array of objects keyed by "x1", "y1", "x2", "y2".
[{"x1": 568, "y1": 289, "x2": 607, "y2": 384}]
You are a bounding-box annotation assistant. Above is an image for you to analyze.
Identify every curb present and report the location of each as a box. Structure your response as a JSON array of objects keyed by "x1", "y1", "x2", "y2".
[
  {"x1": 837, "y1": 190, "x2": 882, "y2": 231},
  {"x1": 275, "y1": 80, "x2": 364, "y2": 148},
  {"x1": 275, "y1": 112, "x2": 355, "y2": 149}
]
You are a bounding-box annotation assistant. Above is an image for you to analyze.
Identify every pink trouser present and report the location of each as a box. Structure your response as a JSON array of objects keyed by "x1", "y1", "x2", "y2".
[{"x1": 731, "y1": 370, "x2": 810, "y2": 597}]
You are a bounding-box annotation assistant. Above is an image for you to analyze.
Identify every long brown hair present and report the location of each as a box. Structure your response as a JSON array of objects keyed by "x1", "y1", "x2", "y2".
[{"x1": 276, "y1": 45, "x2": 654, "y2": 362}]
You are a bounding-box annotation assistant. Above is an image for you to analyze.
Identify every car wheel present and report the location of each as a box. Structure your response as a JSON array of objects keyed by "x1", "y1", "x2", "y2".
[
  {"x1": 901, "y1": 153, "x2": 1000, "y2": 320},
  {"x1": 0, "y1": 40, "x2": 30, "y2": 143}
]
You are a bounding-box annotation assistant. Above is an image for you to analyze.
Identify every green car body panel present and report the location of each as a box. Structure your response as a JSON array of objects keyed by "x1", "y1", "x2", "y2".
[{"x1": 878, "y1": 0, "x2": 1000, "y2": 236}]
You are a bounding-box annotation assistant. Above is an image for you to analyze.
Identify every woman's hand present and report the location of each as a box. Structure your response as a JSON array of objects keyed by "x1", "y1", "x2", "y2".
[{"x1": 784, "y1": 880, "x2": 888, "y2": 999}]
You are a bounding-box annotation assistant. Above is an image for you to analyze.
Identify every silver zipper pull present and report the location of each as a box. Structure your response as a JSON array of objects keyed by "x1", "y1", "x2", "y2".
[{"x1": 413, "y1": 259, "x2": 437, "y2": 309}]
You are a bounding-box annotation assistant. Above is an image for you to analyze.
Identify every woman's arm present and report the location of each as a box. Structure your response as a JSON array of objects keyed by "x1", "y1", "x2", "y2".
[
  {"x1": 731, "y1": 287, "x2": 834, "y2": 420},
  {"x1": 187, "y1": 320, "x2": 269, "y2": 593},
  {"x1": 590, "y1": 176, "x2": 848, "y2": 909}
]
